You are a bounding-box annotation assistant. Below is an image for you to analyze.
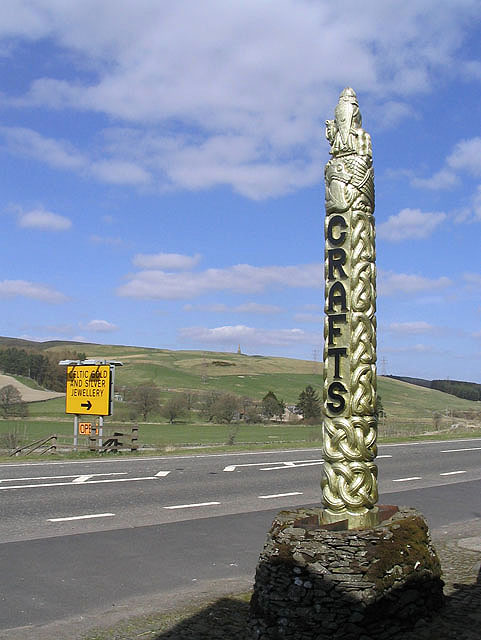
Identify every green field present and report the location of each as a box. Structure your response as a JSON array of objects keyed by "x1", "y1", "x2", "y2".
[{"x1": 1, "y1": 341, "x2": 480, "y2": 455}]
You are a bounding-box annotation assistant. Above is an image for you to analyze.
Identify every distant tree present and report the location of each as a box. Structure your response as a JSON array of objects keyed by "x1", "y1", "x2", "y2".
[
  {"x1": 375, "y1": 395, "x2": 386, "y2": 418},
  {"x1": 433, "y1": 411, "x2": 443, "y2": 430},
  {"x1": 131, "y1": 385, "x2": 161, "y2": 421},
  {"x1": 244, "y1": 402, "x2": 263, "y2": 423},
  {"x1": 161, "y1": 395, "x2": 188, "y2": 424},
  {"x1": 0, "y1": 385, "x2": 28, "y2": 418},
  {"x1": 295, "y1": 385, "x2": 321, "y2": 420},
  {"x1": 262, "y1": 391, "x2": 285, "y2": 421},
  {"x1": 201, "y1": 392, "x2": 241, "y2": 423}
]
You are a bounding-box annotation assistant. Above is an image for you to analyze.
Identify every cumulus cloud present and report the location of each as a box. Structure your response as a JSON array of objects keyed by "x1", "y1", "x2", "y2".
[
  {"x1": 377, "y1": 208, "x2": 446, "y2": 242},
  {"x1": 0, "y1": 126, "x2": 150, "y2": 188},
  {"x1": 378, "y1": 270, "x2": 452, "y2": 296},
  {"x1": 17, "y1": 207, "x2": 72, "y2": 231},
  {"x1": 179, "y1": 324, "x2": 319, "y2": 347},
  {"x1": 0, "y1": 126, "x2": 86, "y2": 170},
  {"x1": 411, "y1": 168, "x2": 459, "y2": 190},
  {"x1": 183, "y1": 302, "x2": 283, "y2": 314},
  {"x1": 389, "y1": 321, "x2": 435, "y2": 334},
  {"x1": 0, "y1": 279, "x2": 67, "y2": 303},
  {"x1": 0, "y1": 1, "x2": 478, "y2": 198},
  {"x1": 81, "y1": 319, "x2": 118, "y2": 332},
  {"x1": 133, "y1": 252, "x2": 202, "y2": 270},
  {"x1": 446, "y1": 137, "x2": 481, "y2": 176},
  {"x1": 410, "y1": 137, "x2": 481, "y2": 216},
  {"x1": 118, "y1": 263, "x2": 320, "y2": 299}
]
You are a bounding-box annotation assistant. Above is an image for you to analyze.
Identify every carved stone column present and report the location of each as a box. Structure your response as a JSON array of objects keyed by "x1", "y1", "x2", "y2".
[{"x1": 322, "y1": 87, "x2": 378, "y2": 528}]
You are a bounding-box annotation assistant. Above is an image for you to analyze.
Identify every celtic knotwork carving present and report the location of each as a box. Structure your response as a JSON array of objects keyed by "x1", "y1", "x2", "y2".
[
  {"x1": 322, "y1": 88, "x2": 378, "y2": 519},
  {"x1": 323, "y1": 415, "x2": 377, "y2": 462},
  {"x1": 351, "y1": 211, "x2": 375, "y2": 262}
]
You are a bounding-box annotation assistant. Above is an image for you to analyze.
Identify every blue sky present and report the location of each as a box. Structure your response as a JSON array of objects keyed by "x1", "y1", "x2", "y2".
[{"x1": 1, "y1": 0, "x2": 481, "y2": 382}]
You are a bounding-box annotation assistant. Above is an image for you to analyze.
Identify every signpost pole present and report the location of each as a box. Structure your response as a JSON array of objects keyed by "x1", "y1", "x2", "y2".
[
  {"x1": 73, "y1": 414, "x2": 79, "y2": 451},
  {"x1": 98, "y1": 415, "x2": 103, "y2": 448}
]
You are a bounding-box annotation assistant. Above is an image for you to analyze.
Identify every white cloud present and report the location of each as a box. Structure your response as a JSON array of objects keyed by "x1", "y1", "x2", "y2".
[
  {"x1": 179, "y1": 324, "x2": 319, "y2": 347},
  {"x1": 118, "y1": 263, "x2": 321, "y2": 299},
  {"x1": 294, "y1": 313, "x2": 320, "y2": 323},
  {"x1": 0, "y1": 126, "x2": 86, "y2": 170},
  {"x1": 81, "y1": 319, "x2": 118, "y2": 332},
  {"x1": 183, "y1": 302, "x2": 283, "y2": 314},
  {"x1": 0, "y1": 126, "x2": 150, "y2": 188},
  {"x1": 89, "y1": 160, "x2": 151, "y2": 185},
  {"x1": 378, "y1": 270, "x2": 452, "y2": 296},
  {"x1": 389, "y1": 321, "x2": 434, "y2": 334},
  {"x1": 133, "y1": 252, "x2": 202, "y2": 270},
  {"x1": 0, "y1": 279, "x2": 67, "y2": 303},
  {"x1": 446, "y1": 137, "x2": 481, "y2": 176},
  {"x1": 384, "y1": 343, "x2": 440, "y2": 354},
  {"x1": 1, "y1": 1, "x2": 478, "y2": 198},
  {"x1": 17, "y1": 207, "x2": 72, "y2": 231},
  {"x1": 411, "y1": 168, "x2": 458, "y2": 190},
  {"x1": 377, "y1": 208, "x2": 446, "y2": 242}
]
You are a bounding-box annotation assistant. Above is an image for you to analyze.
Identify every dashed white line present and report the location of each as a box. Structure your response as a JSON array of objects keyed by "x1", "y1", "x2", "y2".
[
  {"x1": 441, "y1": 447, "x2": 481, "y2": 453},
  {"x1": 392, "y1": 477, "x2": 422, "y2": 482},
  {"x1": 258, "y1": 492, "x2": 303, "y2": 499},
  {"x1": 163, "y1": 501, "x2": 220, "y2": 510},
  {"x1": 440, "y1": 470, "x2": 467, "y2": 476},
  {"x1": 48, "y1": 513, "x2": 115, "y2": 522}
]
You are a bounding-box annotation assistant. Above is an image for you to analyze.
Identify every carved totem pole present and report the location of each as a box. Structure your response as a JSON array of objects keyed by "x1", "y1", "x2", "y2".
[{"x1": 322, "y1": 87, "x2": 378, "y2": 528}]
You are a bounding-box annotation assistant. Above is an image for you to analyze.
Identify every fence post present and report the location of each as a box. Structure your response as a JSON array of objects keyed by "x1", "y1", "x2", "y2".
[{"x1": 131, "y1": 426, "x2": 139, "y2": 451}]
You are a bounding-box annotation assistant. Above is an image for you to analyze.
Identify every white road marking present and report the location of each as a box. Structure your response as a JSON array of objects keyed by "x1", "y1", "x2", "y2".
[
  {"x1": 258, "y1": 492, "x2": 303, "y2": 499},
  {"x1": 71, "y1": 475, "x2": 94, "y2": 483},
  {"x1": 163, "y1": 502, "x2": 220, "y2": 510},
  {"x1": 48, "y1": 513, "x2": 115, "y2": 522},
  {"x1": 441, "y1": 447, "x2": 481, "y2": 453},
  {"x1": 224, "y1": 459, "x2": 324, "y2": 472},
  {"x1": 392, "y1": 477, "x2": 422, "y2": 482},
  {"x1": 224, "y1": 454, "x2": 392, "y2": 473},
  {"x1": 0, "y1": 472, "x2": 126, "y2": 483},
  {"x1": 261, "y1": 461, "x2": 323, "y2": 470},
  {"x1": 0, "y1": 471, "x2": 170, "y2": 490},
  {"x1": 440, "y1": 470, "x2": 467, "y2": 476}
]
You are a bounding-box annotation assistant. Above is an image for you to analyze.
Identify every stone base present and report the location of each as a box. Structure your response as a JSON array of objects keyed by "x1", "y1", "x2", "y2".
[{"x1": 248, "y1": 506, "x2": 444, "y2": 640}]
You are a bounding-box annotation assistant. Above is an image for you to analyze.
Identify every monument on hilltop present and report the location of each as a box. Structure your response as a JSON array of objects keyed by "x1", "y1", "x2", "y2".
[{"x1": 248, "y1": 88, "x2": 444, "y2": 640}]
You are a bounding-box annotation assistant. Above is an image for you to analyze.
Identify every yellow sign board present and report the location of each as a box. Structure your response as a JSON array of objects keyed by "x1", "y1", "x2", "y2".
[{"x1": 66, "y1": 365, "x2": 112, "y2": 416}]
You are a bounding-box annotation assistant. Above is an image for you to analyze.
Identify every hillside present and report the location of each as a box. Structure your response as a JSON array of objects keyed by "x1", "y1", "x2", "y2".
[{"x1": 1, "y1": 337, "x2": 479, "y2": 424}]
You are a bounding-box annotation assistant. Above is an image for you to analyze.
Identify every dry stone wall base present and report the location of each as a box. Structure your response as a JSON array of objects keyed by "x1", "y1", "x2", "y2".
[{"x1": 248, "y1": 506, "x2": 444, "y2": 640}]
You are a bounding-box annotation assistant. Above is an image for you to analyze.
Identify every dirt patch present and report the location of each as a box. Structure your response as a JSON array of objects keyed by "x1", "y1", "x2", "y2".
[{"x1": 0, "y1": 374, "x2": 64, "y2": 403}]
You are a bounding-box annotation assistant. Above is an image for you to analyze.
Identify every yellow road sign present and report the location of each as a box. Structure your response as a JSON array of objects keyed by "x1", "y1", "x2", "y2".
[{"x1": 66, "y1": 365, "x2": 112, "y2": 415}]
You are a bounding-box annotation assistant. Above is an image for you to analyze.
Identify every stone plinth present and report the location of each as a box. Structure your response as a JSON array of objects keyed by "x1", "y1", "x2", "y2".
[{"x1": 248, "y1": 506, "x2": 444, "y2": 640}]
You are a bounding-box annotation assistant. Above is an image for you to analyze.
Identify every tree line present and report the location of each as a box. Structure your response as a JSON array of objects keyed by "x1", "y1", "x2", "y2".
[
  {"x1": 121, "y1": 384, "x2": 323, "y2": 424},
  {"x1": 430, "y1": 379, "x2": 481, "y2": 401},
  {"x1": 387, "y1": 374, "x2": 481, "y2": 402},
  {"x1": 0, "y1": 346, "x2": 86, "y2": 392}
]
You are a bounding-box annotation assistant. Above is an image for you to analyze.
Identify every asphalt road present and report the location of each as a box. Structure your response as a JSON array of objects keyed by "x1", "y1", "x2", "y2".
[{"x1": 1, "y1": 438, "x2": 480, "y2": 634}]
